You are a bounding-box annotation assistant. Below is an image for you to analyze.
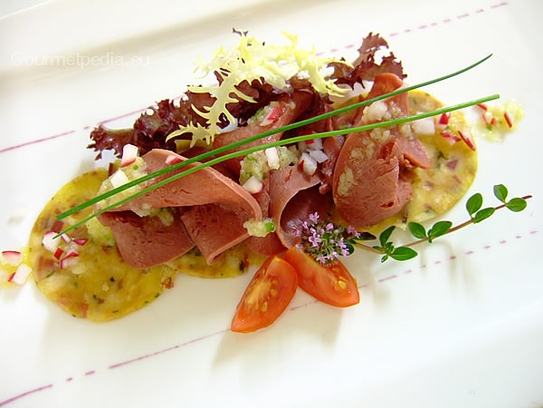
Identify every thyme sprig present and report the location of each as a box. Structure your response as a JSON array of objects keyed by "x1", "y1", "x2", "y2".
[{"x1": 356, "y1": 184, "x2": 531, "y2": 262}]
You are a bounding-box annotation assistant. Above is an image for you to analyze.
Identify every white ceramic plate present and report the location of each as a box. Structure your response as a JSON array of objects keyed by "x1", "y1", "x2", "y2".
[{"x1": 1, "y1": 0, "x2": 542, "y2": 407}]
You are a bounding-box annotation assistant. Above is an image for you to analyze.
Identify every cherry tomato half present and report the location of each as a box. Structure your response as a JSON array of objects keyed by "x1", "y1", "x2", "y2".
[
  {"x1": 231, "y1": 255, "x2": 298, "y2": 333},
  {"x1": 284, "y1": 246, "x2": 359, "y2": 307}
]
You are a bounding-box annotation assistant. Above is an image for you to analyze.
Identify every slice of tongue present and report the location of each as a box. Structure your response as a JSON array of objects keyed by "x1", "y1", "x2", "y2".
[
  {"x1": 99, "y1": 149, "x2": 262, "y2": 266},
  {"x1": 332, "y1": 73, "x2": 430, "y2": 229}
]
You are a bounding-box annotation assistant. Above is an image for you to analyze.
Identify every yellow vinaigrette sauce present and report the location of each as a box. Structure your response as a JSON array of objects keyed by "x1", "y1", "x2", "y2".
[
  {"x1": 28, "y1": 168, "x2": 264, "y2": 322},
  {"x1": 367, "y1": 90, "x2": 477, "y2": 233},
  {"x1": 27, "y1": 90, "x2": 476, "y2": 322}
]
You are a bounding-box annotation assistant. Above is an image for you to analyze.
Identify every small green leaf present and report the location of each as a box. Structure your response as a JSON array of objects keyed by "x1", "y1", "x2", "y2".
[
  {"x1": 390, "y1": 246, "x2": 418, "y2": 261},
  {"x1": 380, "y1": 254, "x2": 390, "y2": 263},
  {"x1": 505, "y1": 197, "x2": 527, "y2": 212},
  {"x1": 382, "y1": 241, "x2": 395, "y2": 254},
  {"x1": 379, "y1": 226, "x2": 396, "y2": 247},
  {"x1": 466, "y1": 193, "x2": 483, "y2": 216},
  {"x1": 493, "y1": 184, "x2": 508, "y2": 203},
  {"x1": 428, "y1": 220, "x2": 453, "y2": 242},
  {"x1": 473, "y1": 207, "x2": 495, "y2": 223},
  {"x1": 408, "y1": 222, "x2": 427, "y2": 239}
]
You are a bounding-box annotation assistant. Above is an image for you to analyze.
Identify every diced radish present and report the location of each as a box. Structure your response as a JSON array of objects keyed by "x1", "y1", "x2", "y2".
[
  {"x1": 53, "y1": 247, "x2": 64, "y2": 260},
  {"x1": 440, "y1": 129, "x2": 460, "y2": 145},
  {"x1": 120, "y1": 144, "x2": 139, "y2": 167},
  {"x1": 297, "y1": 141, "x2": 308, "y2": 152},
  {"x1": 260, "y1": 105, "x2": 282, "y2": 126},
  {"x1": 482, "y1": 112, "x2": 493, "y2": 128},
  {"x1": 412, "y1": 117, "x2": 435, "y2": 136},
  {"x1": 265, "y1": 147, "x2": 280, "y2": 169},
  {"x1": 61, "y1": 233, "x2": 72, "y2": 244},
  {"x1": 438, "y1": 113, "x2": 450, "y2": 125},
  {"x1": 9, "y1": 263, "x2": 32, "y2": 285},
  {"x1": 299, "y1": 152, "x2": 317, "y2": 175},
  {"x1": 504, "y1": 111, "x2": 514, "y2": 128},
  {"x1": 73, "y1": 238, "x2": 88, "y2": 246},
  {"x1": 242, "y1": 176, "x2": 264, "y2": 194},
  {"x1": 1, "y1": 250, "x2": 22, "y2": 266},
  {"x1": 42, "y1": 231, "x2": 61, "y2": 253},
  {"x1": 63, "y1": 247, "x2": 79, "y2": 259},
  {"x1": 458, "y1": 129, "x2": 476, "y2": 151},
  {"x1": 305, "y1": 138, "x2": 323, "y2": 150},
  {"x1": 309, "y1": 149, "x2": 328, "y2": 163},
  {"x1": 60, "y1": 256, "x2": 79, "y2": 270},
  {"x1": 165, "y1": 154, "x2": 182, "y2": 165},
  {"x1": 110, "y1": 169, "x2": 129, "y2": 188},
  {"x1": 476, "y1": 103, "x2": 488, "y2": 111}
]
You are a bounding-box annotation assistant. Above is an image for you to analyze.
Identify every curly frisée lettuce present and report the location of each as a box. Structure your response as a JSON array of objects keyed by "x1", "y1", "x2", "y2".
[
  {"x1": 165, "y1": 31, "x2": 350, "y2": 145},
  {"x1": 87, "y1": 32, "x2": 404, "y2": 160}
]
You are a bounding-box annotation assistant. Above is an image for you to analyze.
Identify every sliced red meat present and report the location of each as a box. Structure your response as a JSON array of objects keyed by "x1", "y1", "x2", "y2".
[
  {"x1": 319, "y1": 135, "x2": 345, "y2": 194},
  {"x1": 332, "y1": 73, "x2": 430, "y2": 229},
  {"x1": 268, "y1": 165, "x2": 331, "y2": 248},
  {"x1": 98, "y1": 209, "x2": 194, "y2": 269},
  {"x1": 101, "y1": 149, "x2": 262, "y2": 265},
  {"x1": 180, "y1": 203, "x2": 253, "y2": 263}
]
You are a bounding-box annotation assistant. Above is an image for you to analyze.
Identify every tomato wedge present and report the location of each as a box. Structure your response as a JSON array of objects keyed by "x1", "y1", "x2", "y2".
[
  {"x1": 284, "y1": 246, "x2": 359, "y2": 307},
  {"x1": 231, "y1": 255, "x2": 298, "y2": 333}
]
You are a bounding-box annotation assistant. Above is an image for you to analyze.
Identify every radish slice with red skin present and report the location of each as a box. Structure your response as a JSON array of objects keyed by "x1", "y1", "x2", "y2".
[
  {"x1": 1, "y1": 250, "x2": 22, "y2": 266},
  {"x1": 9, "y1": 264, "x2": 32, "y2": 285},
  {"x1": 504, "y1": 111, "x2": 514, "y2": 128},
  {"x1": 42, "y1": 231, "x2": 61, "y2": 253},
  {"x1": 53, "y1": 247, "x2": 64, "y2": 260},
  {"x1": 305, "y1": 138, "x2": 323, "y2": 150},
  {"x1": 242, "y1": 176, "x2": 264, "y2": 194},
  {"x1": 438, "y1": 113, "x2": 450, "y2": 125},
  {"x1": 482, "y1": 112, "x2": 493, "y2": 128},
  {"x1": 120, "y1": 144, "x2": 139, "y2": 167},
  {"x1": 260, "y1": 105, "x2": 282, "y2": 126},
  {"x1": 60, "y1": 256, "x2": 79, "y2": 270},
  {"x1": 440, "y1": 129, "x2": 460, "y2": 145},
  {"x1": 299, "y1": 152, "x2": 318, "y2": 175},
  {"x1": 458, "y1": 129, "x2": 476, "y2": 151},
  {"x1": 73, "y1": 238, "x2": 88, "y2": 246},
  {"x1": 63, "y1": 247, "x2": 79, "y2": 259},
  {"x1": 309, "y1": 149, "x2": 328, "y2": 163}
]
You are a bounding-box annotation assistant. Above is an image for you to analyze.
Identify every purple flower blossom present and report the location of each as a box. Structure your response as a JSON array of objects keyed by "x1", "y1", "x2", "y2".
[
  {"x1": 309, "y1": 213, "x2": 319, "y2": 223},
  {"x1": 296, "y1": 212, "x2": 361, "y2": 266}
]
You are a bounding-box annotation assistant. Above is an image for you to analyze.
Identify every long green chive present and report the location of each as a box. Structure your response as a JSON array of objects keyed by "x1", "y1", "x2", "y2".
[
  {"x1": 57, "y1": 53, "x2": 493, "y2": 223},
  {"x1": 57, "y1": 93, "x2": 498, "y2": 237}
]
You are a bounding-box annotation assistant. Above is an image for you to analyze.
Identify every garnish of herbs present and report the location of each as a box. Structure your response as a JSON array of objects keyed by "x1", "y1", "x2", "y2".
[{"x1": 345, "y1": 184, "x2": 532, "y2": 263}]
